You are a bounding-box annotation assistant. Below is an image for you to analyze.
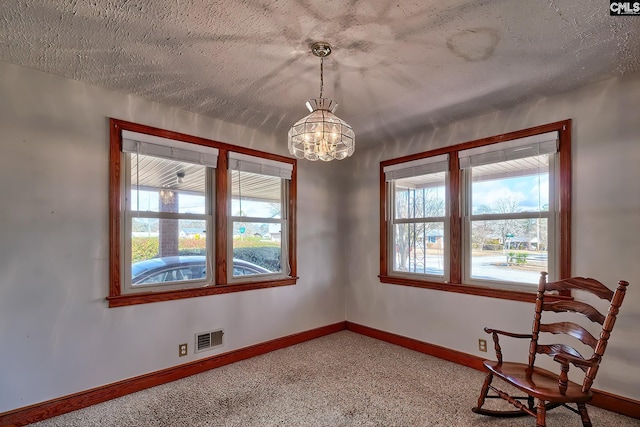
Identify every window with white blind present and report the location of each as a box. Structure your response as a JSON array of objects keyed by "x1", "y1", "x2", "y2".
[
  {"x1": 384, "y1": 155, "x2": 449, "y2": 280},
  {"x1": 122, "y1": 130, "x2": 217, "y2": 293},
  {"x1": 379, "y1": 120, "x2": 571, "y2": 302},
  {"x1": 460, "y1": 131, "x2": 559, "y2": 289},
  {"x1": 108, "y1": 119, "x2": 297, "y2": 307},
  {"x1": 228, "y1": 152, "x2": 292, "y2": 281}
]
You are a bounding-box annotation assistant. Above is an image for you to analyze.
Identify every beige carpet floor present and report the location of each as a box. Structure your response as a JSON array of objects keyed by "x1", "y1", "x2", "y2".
[{"x1": 31, "y1": 331, "x2": 638, "y2": 426}]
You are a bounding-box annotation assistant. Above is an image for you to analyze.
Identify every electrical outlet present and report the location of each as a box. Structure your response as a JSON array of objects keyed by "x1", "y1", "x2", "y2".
[
  {"x1": 179, "y1": 343, "x2": 188, "y2": 357},
  {"x1": 478, "y1": 339, "x2": 487, "y2": 352}
]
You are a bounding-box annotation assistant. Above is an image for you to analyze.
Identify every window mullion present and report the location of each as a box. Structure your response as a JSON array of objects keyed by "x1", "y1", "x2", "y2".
[
  {"x1": 470, "y1": 211, "x2": 552, "y2": 221},
  {"x1": 131, "y1": 211, "x2": 207, "y2": 220},
  {"x1": 393, "y1": 217, "x2": 445, "y2": 224},
  {"x1": 215, "y1": 151, "x2": 228, "y2": 286},
  {"x1": 229, "y1": 216, "x2": 283, "y2": 224},
  {"x1": 448, "y1": 156, "x2": 461, "y2": 284}
]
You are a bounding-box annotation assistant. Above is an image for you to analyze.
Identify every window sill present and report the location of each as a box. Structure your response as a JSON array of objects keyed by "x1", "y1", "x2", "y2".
[
  {"x1": 107, "y1": 277, "x2": 298, "y2": 307},
  {"x1": 378, "y1": 275, "x2": 572, "y2": 303}
]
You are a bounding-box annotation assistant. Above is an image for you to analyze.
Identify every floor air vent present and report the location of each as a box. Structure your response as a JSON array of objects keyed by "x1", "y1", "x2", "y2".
[{"x1": 195, "y1": 329, "x2": 224, "y2": 353}]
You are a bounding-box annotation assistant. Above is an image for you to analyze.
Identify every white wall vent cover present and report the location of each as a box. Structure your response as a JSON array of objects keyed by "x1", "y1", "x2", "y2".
[{"x1": 195, "y1": 329, "x2": 224, "y2": 353}]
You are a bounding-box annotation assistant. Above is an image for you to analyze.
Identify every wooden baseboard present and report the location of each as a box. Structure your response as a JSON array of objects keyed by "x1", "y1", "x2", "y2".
[
  {"x1": 590, "y1": 389, "x2": 640, "y2": 420},
  {"x1": 2, "y1": 320, "x2": 637, "y2": 425},
  {"x1": 345, "y1": 321, "x2": 640, "y2": 420},
  {"x1": 0, "y1": 321, "x2": 346, "y2": 427},
  {"x1": 345, "y1": 322, "x2": 487, "y2": 370}
]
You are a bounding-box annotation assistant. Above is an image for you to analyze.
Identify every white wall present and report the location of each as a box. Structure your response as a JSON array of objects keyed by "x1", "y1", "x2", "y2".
[
  {"x1": 1, "y1": 58, "x2": 638, "y2": 414},
  {"x1": 344, "y1": 72, "x2": 640, "y2": 401},
  {"x1": 0, "y1": 60, "x2": 345, "y2": 412}
]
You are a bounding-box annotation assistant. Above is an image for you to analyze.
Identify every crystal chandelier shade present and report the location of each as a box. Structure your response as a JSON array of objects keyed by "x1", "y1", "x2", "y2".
[
  {"x1": 288, "y1": 42, "x2": 355, "y2": 162},
  {"x1": 288, "y1": 98, "x2": 355, "y2": 161}
]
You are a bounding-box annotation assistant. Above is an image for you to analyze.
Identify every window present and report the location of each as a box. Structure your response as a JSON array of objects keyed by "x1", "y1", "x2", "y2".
[
  {"x1": 384, "y1": 155, "x2": 449, "y2": 280},
  {"x1": 122, "y1": 130, "x2": 216, "y2": 294},
  {"x1": 460, "y1": 132, "x2": 558, "y2": 290},
  {"x1": 228, "y1": 152, "x2": 292, "y2": 282},
  {"x1": 108, "y1": 119, "x2": 297, "y2": 307},
  {"x1": 380, "y1": 120, "x2": 571, "y2": 302}
]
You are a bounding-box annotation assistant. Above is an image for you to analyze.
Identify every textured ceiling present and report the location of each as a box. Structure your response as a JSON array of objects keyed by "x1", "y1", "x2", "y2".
[{"x1": 1, "y1": 1, "x2": 638, "y2": 147}]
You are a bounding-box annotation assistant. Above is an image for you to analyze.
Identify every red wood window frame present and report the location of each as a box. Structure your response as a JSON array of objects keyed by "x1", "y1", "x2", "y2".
[
  {"x1": 379, "y1": 120, "x2": 572, "y2": 303},
  {"x1": 107, "y1": 119, "x2": 297, "y2": 307}
]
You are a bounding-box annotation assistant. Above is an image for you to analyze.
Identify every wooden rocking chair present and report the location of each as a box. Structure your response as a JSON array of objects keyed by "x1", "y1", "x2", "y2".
[{"x1": 472, "y1": 272, "x2": 629, "y2": 427}]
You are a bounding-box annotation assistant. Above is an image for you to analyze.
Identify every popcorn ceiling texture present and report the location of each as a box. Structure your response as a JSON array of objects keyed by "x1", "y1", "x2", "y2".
[
  {"x1": 30, "y1": 332, "x2": 638, "y2": 426},
  {"x1": 1, "y1": 0, "x2": 638, "y2": 145}
]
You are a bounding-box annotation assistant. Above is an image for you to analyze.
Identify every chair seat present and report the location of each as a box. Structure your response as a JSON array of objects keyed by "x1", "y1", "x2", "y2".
[{"x1": 483, "y1": 360, "x2": 593, "y2": 404}]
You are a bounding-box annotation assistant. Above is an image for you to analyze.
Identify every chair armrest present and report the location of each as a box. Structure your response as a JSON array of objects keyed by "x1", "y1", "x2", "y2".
[
  {"x1": 552, "y1": 354, "x2": 598, "y2": 395},
  {"x1": 484, "y1": 327, "x2": 533, "y2": 339},
  {"x1": 483, "y1": 328, "x2": 533, "y2": 364}
]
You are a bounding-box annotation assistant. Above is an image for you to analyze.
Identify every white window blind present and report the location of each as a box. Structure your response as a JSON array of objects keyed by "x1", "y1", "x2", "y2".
[
  {"x1": 458, "y1": 131, "x2": 558, "y2": 169},
  {"x1": 122, "y1": 130, "x2": 219, "y2": 168},
  {"x1": 228, "y1": 152, "x2": 293, "y2": 180},
  {"x1": 383, "y1": 154, "x2": 449, "y2": 181}
]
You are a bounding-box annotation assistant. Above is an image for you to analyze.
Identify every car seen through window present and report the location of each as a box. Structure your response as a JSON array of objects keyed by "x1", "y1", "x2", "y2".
[{"x1": 132, "y1": 256, "x2": 271, "y2": 285}]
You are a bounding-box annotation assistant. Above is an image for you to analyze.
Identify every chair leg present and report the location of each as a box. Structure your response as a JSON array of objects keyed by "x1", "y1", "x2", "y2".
[
  {"x1": 474, "y1": 372, "x2": 493, "y2": 411},
  {"x1": 536, "y1": 399, "x2": 546, "y2": 427},
  {"x1": 528, "y1": 395, "x2": 535, "y2": 411},
  {"x1": 577, "y1": 403, "x2": 592, "y2": 427}
]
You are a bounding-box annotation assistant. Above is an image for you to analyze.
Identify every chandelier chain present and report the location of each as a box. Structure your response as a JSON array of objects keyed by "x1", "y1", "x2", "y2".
[{"x1": 319, "y1": 56, "x2": 324, "y2": 99}]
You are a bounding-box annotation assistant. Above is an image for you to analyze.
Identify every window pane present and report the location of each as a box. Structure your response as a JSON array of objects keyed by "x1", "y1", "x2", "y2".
[
  {"x1": 178, "y1": 193, "x2": 206, "y2": 214},
  {"x1": 470, "y1": 218, "x2": 548, "y2": 284},
  {"x1": 232, "y1": 221, "x2": 281, "y2": 276},
  {"x1": 392, "y1": 223, "x2": 445, "y2": 275},
  {"x1": 231, "y1": 170, "x2": 282, "y2": 218},
  {"x1": 131, "y1": 218, "x2": 208, "y2": 286},
  {"x1": 394, "y1": 172, "x2": 446, "y2": 219},
  {"x1": 471, "y1": 155, "x2": 549, "y2": 214},
  {"x1": 130, "y1": 154, "x2": 206, "y2": 213}
]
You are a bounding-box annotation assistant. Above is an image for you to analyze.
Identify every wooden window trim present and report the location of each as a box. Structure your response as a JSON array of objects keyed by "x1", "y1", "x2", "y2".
[
  {"x1": 108, "y1": 118, "x2": 297, "y2": 307},
  {"x1": 379, "y1": 120, "x2": 572, "y2": 301}
]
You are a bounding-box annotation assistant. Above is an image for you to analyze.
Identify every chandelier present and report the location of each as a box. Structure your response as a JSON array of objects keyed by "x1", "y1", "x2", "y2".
[
  {"x1": 288, "y1": 42, "x2": 355, "y2": 161},
  {"x1": 159, "y1": 172, "x2": 184, "y2": 205},
  {"x1": 159, "y1": 186, "x2": 175, "y2": 205}
]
